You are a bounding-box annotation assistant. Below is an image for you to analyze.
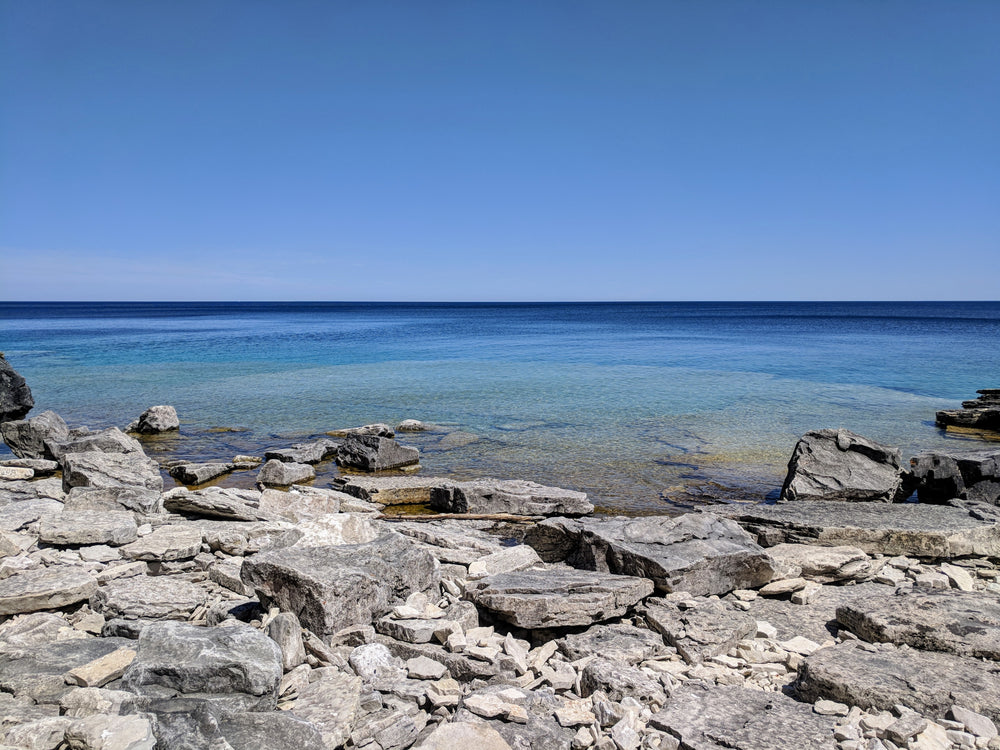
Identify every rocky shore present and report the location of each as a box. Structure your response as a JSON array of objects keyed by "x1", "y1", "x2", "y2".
[{"x1": 1, "y1": 357, "x2": 999, "y2": 750}]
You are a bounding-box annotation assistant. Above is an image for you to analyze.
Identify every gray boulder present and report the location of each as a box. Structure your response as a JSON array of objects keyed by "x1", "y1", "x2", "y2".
[
  {"x1": 911, "y1": 449, "x2": 1000, "y2": 505},
  {"x1": 168, "y1": 462, "x2": 233, "y2": 486},
  {"x1": 333, "y1": 475, "x2": 453, "y2": 505},
  {"x1": 464, "y1": 564, "x2": 653, "y2": 629},
  {"x1": 256, "y1": 459, "x2": 315, "y2": 487},
  {"x1": 558, "y1": 623, "x2": 669, "y2": 665},
  {"x1": 781, "y1": 429, "x2": 908, "y2": 502},
  {"x1": 122, "y1": 621, "x2": 283, "y2": 711},
  {"x1": 91, "y1": 575, "x2": 206, "y2": 621},
  {"x1": 526, "y1": 513, "x2": 775, "y2": 596},
  {"x1": 644, "y1": 596, "x2": 757, "y2": 665},
  {"x1": 52, "y1": 426, "x2": 145, "y2": 459},
  {"x1": 796, "y1": 641, "x2": 1000, "y2": 722},
  {"x1": 64, "y1": 486, "x2": 163, "y2": 515},
  {"x1": 766, "y1": 543, "x2": 873, "y2": 583},
  {"x1": 0, "y1": 567, "x2": 98, "y2": 615},
  {"x1": 0, "y1": 354, "x2": 33, "y2": 423},
  {"x1": 130, "y1": 405, "x2": 179, "y2": 434},
  {"x1": 0, "y1": 410, "x2": 68, "y2": 459},
  {"x1": 219, "y1": 711, "x2": 326, "y2": 750},
  {"x1": 0, "y1": 457, "x2": 59, "y2": 476},
  {"x1": 453, "y1": 685, "x2": 576, "y2": 750},
  {"x1": 836, "y1": 588, "x2": 1000, "y2": 660},
  {"x1": 579, "y1": 658, "x2": 666, "y2": 705},
  {"x1": 724, "y1": 500, "x2": 1000, "y2": 558},
  {"x1": 264, "y1": 439, "x2": 339, "y2": 465},
  {"x1": 291, "y1": 670, "x2": 362, "y2": 750},
  {"x1": 258, "y1": 485, "x2": 350, "y2": 522},
  {"x1": 120, "y1": 525, "x2": 203, "y2": 561},
  {"x1": 61, "y1": 451, "x2": 164, "y2": 494},
  {"x1": 336, "y1": 433, "x2": 419, "y2": 471},
  {"x1": 937, "y1": 390, "x2": 1000, "y2": 432},
  {"x1": 241, "y1": 531, "x2": 440, "y2": 637},
  {"x1": 649, "y1": 682, "x2": 839, "y2": 750},
  {"x1": 38, "y1": 510, "x2": 138, "y2": 546},
  {"x1": 431, "y1": 478, "x2": 593, "y2": 516},
  {"x1": 327, "y1": 422, "x2": 395, "y2": 438},
  {"x1": 163, "y1": 486, "x2": 268, "y2": 521}
]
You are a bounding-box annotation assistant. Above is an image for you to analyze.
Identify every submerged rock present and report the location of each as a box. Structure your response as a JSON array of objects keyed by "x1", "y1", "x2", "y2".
[
  {"x1": 465, "y1": 564, "x2": 653, "y2": 629},
  {"x1": 336, "y1": 433, "x2": 420, "y2": 471},
  {"x1": 0, "y1": 410, "x2": 68, "y2": 459},
  {"x1": 264, "y1": 439, "x2": 338, "y2": 465},
  {"x1": 781, "y1": 429, "x2": 908, "y2": 503},
  {"x1": 526, "y1": 513, "x2": 774, "y2": 596},
  {"x1": 431, "y1": 478, "x2": 593, "y2": 516},
  {"x1": 0, "y1": 354, "x2": 34, "y2": 423}
]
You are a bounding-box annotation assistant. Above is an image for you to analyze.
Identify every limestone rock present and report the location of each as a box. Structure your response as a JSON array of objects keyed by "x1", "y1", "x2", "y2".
[
  {"x1": 431, "y1": 478, "x2": 592, "y2": 516},
  {"x1": 836, "y1": 588, "x2": 1000, "y2": 659},
  {"x1": 650, "y1": 681, "x2": 839, "y2": 749},
  {"x1": 120, "y1": 525, "x2": 202, "y2": 561},
  {"x1": 265, "y1": 612, "x2": 306, "y2": 672},
  {"x1": 468, "y1": 544, "x2": 542, "y2": 579},
  {"x1": 725, "y1": 501, "x2": 1000, "y2": 558},
  {"x1": 259, "y1": 485, "x2": 350, "y2": 521},
  {"x1": 796, "y1": 641, "x2": 1000, "y2": 722},
  {"x1": 465, "y1": 564, "x2": 653, "y2": 629},
  {"x1": 0, "y1": 354, "x2": 33, "y2": 423},
  {"x1": 766, "y1": 543, "x2": 873, "y2": 583},
  {"x1": 291, "y1": 670, "x2": 362, "y2": 750},
  {"x1": 333, "y1": 475, "x2": 453, "y2": 506},
  {"x1": 911, "y1": 449, "x2": 1000, "y2": 504},
  {"x1": 579, "y1": 658, "x2": 666, "y2": 705},
  {"x1": 414, "y1": 722, "x2": 514, "y2": 750},
  {"x1": 64, "y1": 713, "x2": 156, "y2": 750},
  {"x1": 61, "y1": 451, "x2": 163, "y2": 495},
  {"x1": 453, "y1": 685, "x2": 576, "y2": 749},
  {"x1": 39, "y1": 511, "x2": 138, "y2": 547},
  {"x1": 644, "y1": 597, "x2": 757, "y2": 664},
  {"x1": 167, "y1": 463, "x2": 232, "y2": 486},
  {"x1": 64, "y1": 646, "x2": 137, "y2": 688},
  {"x1": 558, "y1": 623, "x2": 669, "y2": 665},
  {"x1": 291, "y1": 512, "x2": 382, "y2": 547},
  {"x1": 54, "y1": 427, "x2": 145, "y2": 459},
  {"x1": 526, "y1": 513, "x2": 775, "y2": 596},
  {"x1": 0, "y1": 465, "x2": 33, "y2": 480},
  {"x1": 162, "y1": 487, "x2": 266, "y2": 521},
  {"x1": 218, "y1": 712, "x2": 326, "y2": 750},
  {"x1": 130, "y1": 405, "x2": 179, "y2": 434},
  {"x1": 242, "y1": 531, "x2": 440, "y2": 637},
  {"x1": 0, "y1": 457, "x2": 59, "y2": 475},
  {"x1": 121, "y1": 621, "x2": 282, "y2": 710},
  {"x1": 336, "y1": 433, "x2": 419, "y2": 471},
  {"x1": 256, "y1": 459, "x2": 315, "y2": 487},
  {"x1": 327, "y1": 422, "x2": 395, "y2": 438},
  {"x1": 264, "y1": 439, "x2": 338, "y2": 465},
  {"x1": 90, "y1": 575, "x2": 206, "y2": 621},
  {"x1": 0, "y1": 567, "x2": 98, "y2": 615},
  {"x1": 396, "y1": 419, "x2": 431, "y2": 432},
  {"x1": 64, "y1": 487, "x2": 162, "y2": 515},
  {"x1": 1, "y1": 410, "x2": 68, "y2": 459}
]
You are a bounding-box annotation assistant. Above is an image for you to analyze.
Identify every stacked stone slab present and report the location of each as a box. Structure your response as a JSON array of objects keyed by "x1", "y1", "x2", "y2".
[{"x1": 937, "y1": 389, "x2": 1000, "y2": 432}]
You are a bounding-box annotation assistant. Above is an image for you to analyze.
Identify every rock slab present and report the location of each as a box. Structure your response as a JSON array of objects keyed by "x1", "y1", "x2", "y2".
[
  {"x1": 336, "y1": 433, "x2": 420, "y2": 471},
  {"x1": 431, "y1": 478, "x2": 593, "y2": 516}
]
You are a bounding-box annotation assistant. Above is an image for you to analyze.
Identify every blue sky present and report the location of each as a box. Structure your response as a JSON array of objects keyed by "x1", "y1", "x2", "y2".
[{"x1": 1, "y1": 1, "x2": 997, "y2": 301}]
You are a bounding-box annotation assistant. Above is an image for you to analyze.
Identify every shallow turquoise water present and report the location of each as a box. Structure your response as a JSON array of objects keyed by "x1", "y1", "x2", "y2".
[{"x1": 2, "y1": 302, "x2": 997, "y2": 511}]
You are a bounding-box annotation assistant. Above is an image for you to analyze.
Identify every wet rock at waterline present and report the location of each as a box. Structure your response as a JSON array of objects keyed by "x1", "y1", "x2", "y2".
[
  {"x1": 127, "y1": 405, "x2": 180, "y2": 434},
  {"x1": 0, "y1": 410, "x2": 68, "y2": 460},
  {"x1": 336, "y1": 433, "x2": 420, "y2": 472},
  {"x1": 0, "y1": 354, "x2": 34, "y2": 423}
]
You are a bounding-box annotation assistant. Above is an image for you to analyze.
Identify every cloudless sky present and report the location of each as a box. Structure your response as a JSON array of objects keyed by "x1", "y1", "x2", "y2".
[{"x1": 1, "y1": 1, "x2": 997, "y2": 301}]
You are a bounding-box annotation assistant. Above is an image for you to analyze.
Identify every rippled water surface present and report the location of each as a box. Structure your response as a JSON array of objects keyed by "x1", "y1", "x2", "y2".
[{"x1": 2, "y1": 302, "x2": 998, "y2": 512}]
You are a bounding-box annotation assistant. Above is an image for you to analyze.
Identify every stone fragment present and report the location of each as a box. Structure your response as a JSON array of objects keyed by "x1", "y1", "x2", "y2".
[
  {"x1": 4, "y1": 716, "x2": 74, "y2": 749},
  {"x1": 60, "y1": 687, "x2": 137, "y2": 718},
  {"x1": 406, "y1": 655, "x2": 448, "y2": 680},
  {"x1": 725, "y1": 501, "x2": 1000, "y2": 558},
  {"x1": 122, "y1": 621, "x2": 282, "y2": 711},
  {"x1": 911, "y1": 449, "x2": 1000, "y2": 503},
  {"x1": 2, "y1": 411, "x2": 69, "y2": 461},
  {"x1": 64, "y1": 712, "x2": 157, "y2": 750},
  {"x1": 0, "y1": 465, "x2": 33, "y2": 480},
  {"x1": 291, "y1": 670, "x2": 362, "y2": 750},
  {"x1": 0, "y1": 457, "x2": 59, "y2": 475},
  {"x1": 579, "y1": 658, "x2": 665, "y2": 706},
  {"x1": 327, "y1": 423, "x2": 395, "y2": 438},
  {"x1": 454, "y1": 685, "x2": 577, "y2": 748},
  {"x1": 292, "y1": 512, "x2": 382, "y2": 547},
  {"x1": 242, "y1": 531, "x2": 440, "y2": 637},
  {"x1": 468, "y1": 544, "x2": 542, "y2": 579},
  {"x1": 39, "y1": 511, "x2": 138, "y2": 547},
  {"x1": 396, "y1": 419, "x2": 430, "y2": 432},
  {"x1": 466, "y1": 564, "x2": 653, "y2": 629},
  {"x1": 758, "y1": 577, "x2": 807, "y2": 596},
  {"x1": 256, "y1": 459, "x2": 315, "y2": 487},
  {"x1": 836, "y1": 588, "x2": 1000, "y2": 660},
  {"x1": 266, "y1": 612, "x2": 306, "y2": 672},
  {"x1": 413, "y1": 722, "x2": 514, "y2": 750},
  {"x1": 64, "y1": 647, "x2": 137, "y2": 688},
  {"x1": 559, "y1": 623, "x2": 668, "y2": 665},
  {"x1": 91, "y1": 575, "x2": 206, "y2": 621},
  {"x1": 0, "y1": 354, "x2": 34, "y2": 423},
  {"x1": 130, "y1": 405, "x2": 179, "y2": 434},
  {"x1": 939, "y1": 562, "x2": 976, "y2": 591},
  {"x1": 796, "y1": 641, "x2": 1000, "y2": 722},
  {"x1": 0, "y1": 567, "x2": 98, "y2": 615},
  {"x1": 526, "y1": 513, "x2": 775, "y2": 596},
  {"x1": 336, "y1": 433, "x2": 420, "y2": 472},
  {"x1": 167, "y1": 463, "x2": 232, "y2": 486},
  {"x1": 780, "y1": 429, "x2": 908, "y2": 503},
  {"x1": 264, "y1": 439, "x2": 338, "y2": 465},
  {"x1": 949, "y1": 706, "x2": 998, "y2": 739},
  {"x1": 120, "y1": 525, "x2": 202, "y2": 561},
  {"x1": 649, "y1": 681, "x2": 839, "y2": 749},
  {"x1": 766, "y1": 543, "x2": 873, "y2": 583},
  {"x1": 218, "y1": 711, "x2": 326, "y2": 750},
  {"x1": 207, "y1": 558, "x2": 254, "y2": 596},
  {"x1": 644, "y1": 597, "x2": 756, "y2": 664}
]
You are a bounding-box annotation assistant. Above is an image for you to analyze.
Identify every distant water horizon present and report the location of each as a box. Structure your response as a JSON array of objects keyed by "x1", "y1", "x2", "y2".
[{"x1": 2, "y1": 300, "x2": 998, "y2": 512}]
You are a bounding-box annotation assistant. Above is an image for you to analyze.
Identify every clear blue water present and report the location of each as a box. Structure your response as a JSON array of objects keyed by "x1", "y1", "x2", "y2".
[{"x1": 2, "y1": 302, "x2": 998, "y2": 512}]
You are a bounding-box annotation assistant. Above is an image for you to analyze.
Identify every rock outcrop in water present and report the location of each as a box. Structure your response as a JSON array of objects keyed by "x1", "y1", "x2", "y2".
[
  {"x1": 0, "y1": 354, "x2": 33, "y2": 424},
  {"x1": 937, "y1": 389, "x2": 1000, "y2": 432},
  {"x1": 4, "y1": 397, "x2": 1000, "y2": 749}
]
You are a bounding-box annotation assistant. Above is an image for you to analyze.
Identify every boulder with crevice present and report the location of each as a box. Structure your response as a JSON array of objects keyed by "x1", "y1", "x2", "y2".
[{"x1": 0, "y1": 410, "x2": 68, "y2": 459}]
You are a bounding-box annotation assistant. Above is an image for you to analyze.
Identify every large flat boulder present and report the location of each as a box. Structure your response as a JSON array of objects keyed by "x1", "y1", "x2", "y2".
[
  {"x1": 167, "y1": 462, "x2": 233, "y2": 486},
  {"x1": 258, "y1": 485, "x2": 351, "y2": 521},
  {"x1": 526, "y1": 513, "x2": 774, "y2": 596},
  {"x1": 53, "y1": 427, "x2": 145, "y2": 459},
  {"x1": 122, "y1": 621, "x2": 282, "y2": 711},
  {"x1": 0, "y1": 566, "x2": 98, "y2": 615},
  {"x1": 765, "y1": 543, "x2": 873, "y2": 583},
  {"x1": 780, "y1": 429, "x2": 908, "y2": 502},
  {"x1": 0, "y1": 355, "x2": 33, "y2": 423},
  {"x1": 464, "y1": 564, "x2": 653, "y2": 629},
  {"x1": 0, "y1": 410, "x2": 68, "y2": 459},
  {"x1": 643, "y1": 596, "x2": 756, "y2": 665},
  {"x1": 63, "y1": 486, "x2": 162, "y2": 515},
  {"x1": 649, "y1": 682, "x2": 838, "y2": 750},
  {"x1": 796, "y1": 641, "x2": 1000, "y2": 722},
  {"x1": 911, "y1": 449, "x2": 1000, "y2": 505},
  {"x1": 264, "y1": 439, "x2": 338, "y2": 465},
  {"x1": 558, "y1": 623, "x2": 669, "y2": 665},
  {"x1": 163, "y1": 486, "x2": 268, "y2": 521},
  {"x1": 91, "y1": 575, "x2": 207, "y2": 621},
  {"x1": 431, "y1": 478, "x2": 593, "y2": 516},
  {"x1": 241, "y1": 531, "x2": 440, "y2": 637},
  {"x1": 120, "y1": 525, "x2": 203, "y2": 561},
  {"x1": 61, "y1": 451, "x2": 164, "y2": 494},
  {"x1": 38, "y1": 510, "x2": 138, "y2": 547},
  {"x1": 724, "y1": 501, "x2": 1000, "y2": 558},
  {"x1": 333, "y1": 475, "x2": 453, "y2": 505},
  {"x1": 336, "y1": 433, "x2": 419, "y2": 471},
  {"x1": 836, "y1": 588, "x2": 1000, "y2": 660}
]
